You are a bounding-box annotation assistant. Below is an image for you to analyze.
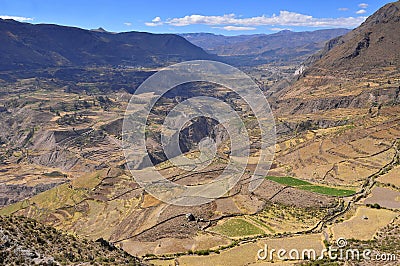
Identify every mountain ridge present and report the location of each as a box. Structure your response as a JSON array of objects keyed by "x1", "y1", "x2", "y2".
[
  {"x1": 304, "y1": 1, "x2": 400, "y2": 76},
  {"x1": 181, "y1": 29, "x2": 350, "y2": 56},
  {"x1": 181, "y1": 29, "x2": 350, "y2": 66},
  {"x1": 272, "y1": 1, "x2": 400, "y2": 114},
  {"x1": 0, "y1": 19, "x2": 213, "y2": 70}
]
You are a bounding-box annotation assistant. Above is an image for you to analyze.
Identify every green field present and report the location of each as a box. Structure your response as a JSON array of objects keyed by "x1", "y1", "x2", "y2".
[
  {"x1": 265, "y1": 176, "x2": 356, "y2": 197},
  {"x1": 211, "y1": 218, "x2": 264, "y2": 237},
  {"x1": 266, "y1": 176, "x2": 312, "y2": 186},
  {"x1": 300, "y1": 185, "x2": 356, "y2": 197}
]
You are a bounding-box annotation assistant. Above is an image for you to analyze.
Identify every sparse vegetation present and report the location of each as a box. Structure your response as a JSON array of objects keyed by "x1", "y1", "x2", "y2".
[
  {"x1": 43, "y1": 171, "x2": 66, "y2": 178},
  {"x1": 366, "y1": 203, "x2": 381, "y2": 209},
  {"x1": 0, "y1": 215, "x2": 141, "y2": 265},
  {"x1": 194, "y1": 249, "x2": 210, "y2": 256},
  {"x1": 255, "y1": 203, "x2": 328, "y2": 234},
  {"x1": 57, "y1": 113, "x2": 91, "y2": 126}
]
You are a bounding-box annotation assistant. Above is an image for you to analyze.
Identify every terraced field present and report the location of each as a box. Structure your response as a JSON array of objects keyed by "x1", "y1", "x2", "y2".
[
  {"x1": 210, "y1": 218, "x2": 265, "y2": 237},
  {"x1": 377, "y1": 165, "x2": 400, "y2": 187},
  {"x1": 1, "y1": 87, "x2": 399, "y2": 264},
  {"x1": 1, "y1": 59, "x2": 400, "y2": 265},
  {"x1": 265, "y1": 176, "x2": 356, "y2": 196},
  {"x1": 275, "y1": 106, "x2": 400, "y2": 188},
  {"x1": 330, "y1": 206, "x2": 398, "y2": 241}
]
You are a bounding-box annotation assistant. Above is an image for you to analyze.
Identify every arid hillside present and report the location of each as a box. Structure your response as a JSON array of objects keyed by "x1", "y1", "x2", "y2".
[
  {"x1": 272, "y1": 1, "x2": 400, "y2": 114},
  {"x1": 0, "y1": 215, "x2": 142, "y2": 265},
  {"x1": 307, "y1": 1, "x2": 400, "y2": 75},
  {"x1": 0, "y1": 19, "x2": 212, "y2": 70}
]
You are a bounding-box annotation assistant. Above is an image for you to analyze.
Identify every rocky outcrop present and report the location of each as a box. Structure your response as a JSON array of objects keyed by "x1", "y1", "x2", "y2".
[
  {"x1": 0, "y1": 216, "x2": 141, "y2": 265},
  {"x1": 146, "y1": 116, "x2": 228, "y2": 165}
]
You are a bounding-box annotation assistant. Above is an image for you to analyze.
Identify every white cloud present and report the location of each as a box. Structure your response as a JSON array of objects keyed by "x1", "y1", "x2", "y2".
[
  {"x1": 146, "y1": 11, "x2": 366, "y2": 28},
  {"x1": 338, "y1": 8, "x2": 349, "y2": 11},
  {"x1": 124, "y1": 22, "x2": 132, "y2": 26},
  {"x1": 145, "y1": 22, "x2": 159, "y2": 26},
  {"x1": 167, "y1": 14, "x2": 235, "y2": 26},
  {"x1": 270, "y1": 27, "x2": 292, "y2": 31},
  {"x1": 152, "y1": 16, "x2": 161, "y2": 22},
  {"x1": 356, "y1": 9, "x2": 367, "y2": 14},
  {"x1": 358, "y1": 3, "x2": 369, "y2": 9},
  {"x1": 0, "y1": 15, "x2": 33, "y2": 22},
  {"x1": 216, "y1": 26, "x2": 256, "y2": 31},
  {"x1": 145, "y1": 16, "x2": 163, "y2": 26}
]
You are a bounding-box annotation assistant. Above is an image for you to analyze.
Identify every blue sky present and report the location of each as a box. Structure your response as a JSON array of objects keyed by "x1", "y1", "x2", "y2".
[{"x1": 0, "y1": 0, "x2": 395, "y2": 35}]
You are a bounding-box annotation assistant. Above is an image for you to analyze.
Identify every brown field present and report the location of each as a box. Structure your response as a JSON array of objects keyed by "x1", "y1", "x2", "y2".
[
  {"x1": 252, "y1": 203, "x2": 328, "y2": 234},
  {"x1": 121, "y1": 232, "x2": 231, "y2": 257},
  {"x1": 331, "y1": 206, "x2": 398, "y2": 241},
  {"x1": 276, "y1": 108, "x2": 400, "y2": 188},
  {"x1": 141, "y1": 194, "x2": 162, "y2": 208},
  {"x1": 377, "y1": 165, "x2": 400, "y2": 187},
  {"x1": 363, "y1": 186, "x2": 400, "y2": 209},
  {"x1": 147, "y1": 259, "x2": 177, "y2": 266},
  {"x1": 177, "y1": 234, "x2": 324, "y2": 266}
]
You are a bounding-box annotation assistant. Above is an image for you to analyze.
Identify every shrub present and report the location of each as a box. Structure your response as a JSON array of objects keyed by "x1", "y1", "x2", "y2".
[{"x1": 195, "y1": 250, "x2": 210, "y2": 256}]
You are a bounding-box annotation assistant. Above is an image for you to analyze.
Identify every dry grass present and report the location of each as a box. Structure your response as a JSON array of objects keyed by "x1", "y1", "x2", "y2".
[
  {"x1": 363, "y1": 186, "x2": 400, "y2": 209},
  {"x1": 121, "y1": 232, "x2": 230, "y2": 257},
  {"x1": 331, "y1": 206, "x2": 398, "y2": 241},
  {"x1": 254, "y1": 203, "x2": 328, "y2": 234},
  {"x1": 377, "y1": 165, "x2": 400, "y2": 187},
  {"x1": 141, "y1": 194, "x2": 162, "y2": 208},
  {"x1": 177, "y1": 234, "x2": 324, "y2": 266},
  {"x1": 71, "y1": 170, "x2": 104, "y2": 188}
]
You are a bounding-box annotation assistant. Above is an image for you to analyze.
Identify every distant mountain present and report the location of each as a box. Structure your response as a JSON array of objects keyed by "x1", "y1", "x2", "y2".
[
  {"x1": 0, "y1": 19, "x2": 213, "y2": 71},
  {"x1": 179, "y1": 33, "x2": 264, "y2": 53},
  {"x1": 181, "y1": 29, "x2": 350, "y2": 66},
  {"x1": 205, "y1": 29, "x2": 349, "y2": 56},
  {"x1": 304, "y1": 1, "x2": 400, "y2": 76},
  {"x1": 272, "y1": 1, "x2": 400, "y2": 114}
]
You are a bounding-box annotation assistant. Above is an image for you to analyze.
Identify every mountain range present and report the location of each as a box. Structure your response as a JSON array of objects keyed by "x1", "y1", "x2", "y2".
[
  {"x1": 181, "y1": 29, "x2": 350, "y2": 65},
  {"x1": 0, "y1": 18, "x2": 352, "y2": 71},
  {"x1": 0, "y1": 19, "x2": 212, "y2": 71},
  {"x1": 182, "y1": 29, "x2": 350, "y2": 56}
]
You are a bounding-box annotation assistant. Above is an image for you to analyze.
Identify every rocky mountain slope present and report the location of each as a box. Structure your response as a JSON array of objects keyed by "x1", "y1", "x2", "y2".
[
  {"x1": 272, "y1": 1, "x2": 400, "y2": 114},
  {"x1": 305, "y1": 1, "x2": 400, "y2": 76},
  {"x1": 0, "y1": 215, "x2": 142, "y2": 265},
  {"x1": 0, "y1": 19, "x2": 212, "y2": 70}
]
